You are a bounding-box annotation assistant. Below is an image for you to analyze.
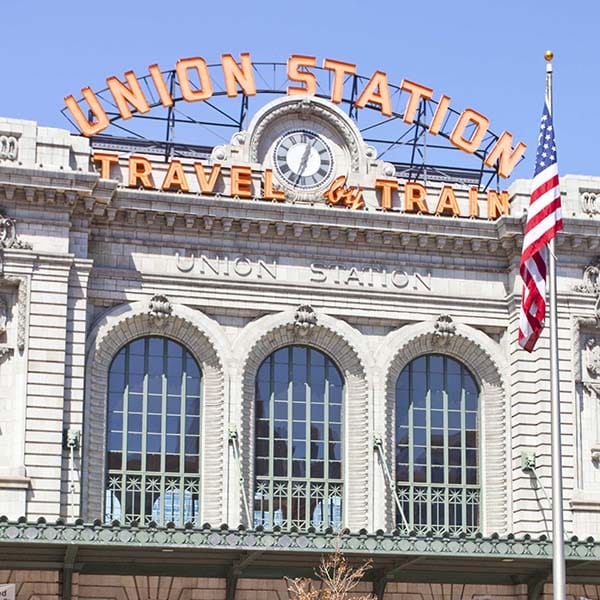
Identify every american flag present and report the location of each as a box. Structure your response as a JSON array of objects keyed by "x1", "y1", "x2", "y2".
[{"x1": 518, "y1": 101, "x2": 563, "y2": 352}]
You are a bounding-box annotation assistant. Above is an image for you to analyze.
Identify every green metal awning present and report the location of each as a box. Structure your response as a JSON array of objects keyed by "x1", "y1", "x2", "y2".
[{"x1": 1, "y1": 519, "x2": 600, "y2": 594}]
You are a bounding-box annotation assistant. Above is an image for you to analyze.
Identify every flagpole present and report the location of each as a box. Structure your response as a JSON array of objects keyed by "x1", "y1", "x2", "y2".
[{"x1": 545, "y1": 49, "x2": 566, "y2": 600}]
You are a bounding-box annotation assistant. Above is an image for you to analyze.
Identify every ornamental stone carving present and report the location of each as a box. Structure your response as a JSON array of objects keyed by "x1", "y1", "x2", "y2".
[
  {"x1": 585, "y1": 338, "x2": 600, "y2": 379},
  {"x1": 0, "y1": 210, "x2": 32, "y2": 250},
  {"x1": 248, "y1": 98, "x2": 361, "y2": 174},
  {"x1": 0, "y1": 277, "x2": 27, "y2": 354},
  {"x1": 581, "y1": 190, "x2": 600, "y2": 216},
  {"x1": 0, "y1": 295, "x2": 13, "y2": 361},
  {"x1": 290, "y1": 304, "x2": 318, "y2": 336},
  {"x1": 575, "y1": 258, "x2": 600, "y2": 294},
  {"x1": 0, "y1": 296, "x2": 7, "y2": 336},
  {"x1": 582, "y1": 338, "x2": 600, "y2": 466},
  {"x1": 574, "y1": 259, "x2": 600, "y2": 322},
  {"x1": 433, "y1": 314, "x2": 456, "y2": 343},
  {"x1": 148, "y1": 294, "x2": 172, "y2": 322},
  {"x1": 0, "y1": 135, "x2": 18, "y2": 161}
]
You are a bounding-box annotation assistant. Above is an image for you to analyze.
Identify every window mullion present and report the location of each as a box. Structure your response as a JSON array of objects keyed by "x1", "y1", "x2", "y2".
[
  {"x1": 306, "y1": 349, "x2": 312, "y2": 530},
  {"x1": 121, "y1": 345, "x2": 130, "y2": 522},
  {"x1": 287, "y1": 346, "x2": 294, "y2": 529},
  {"x1": 426, "y1": 355, "x2": 432, "y2": 531},
  {"x1": 407, "y1": 362, "x2": 414, "y2": 529},
  {"x1": 179, "y1": 348, "x2": 188, "y2": 526},
  {"x1": 323, "y1": 351, "x2": 330, "y2": 527},
  {"x1": 289, "y1": 347, "x2": 295, "y2": 528},
  {"x1": 159, "y1": 338, "x2": 168, "y2": 526},
  {"x1": 139, "y1": 338, "x2": 149, "y2": 525},
  {"x1": 443, "y1": 355, "x2": 449, "y2": 534},
  {"x1": 268, "y1": 354, "x2": 275, "y2": 527},
  {"x1": 461, "y1": 364, "x2": 467, "y2": 533}
]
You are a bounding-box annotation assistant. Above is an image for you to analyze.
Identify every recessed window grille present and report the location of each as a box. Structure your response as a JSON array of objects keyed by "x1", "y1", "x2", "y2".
[{"x1": 104, "y1": 336, "x2": 202, "y2": 526}]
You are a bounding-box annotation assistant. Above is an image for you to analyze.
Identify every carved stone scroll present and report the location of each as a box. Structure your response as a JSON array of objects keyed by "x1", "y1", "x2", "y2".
[
  {"x1": 0, "y1": 209, "x2": 32, "y2": 250},
  {"x1": 289, "y1": 304, "x2": 318, "y2": 336},
  {"x1": 0, "y1": 276, "x2": 28, "y2": 353},
  {"x1": 433, "y1": 313, "x2": 456, "y2": 344},
  {"x1": 148, "y1": 294, "x2": 172, "y2": 326},
  {"x1": 0, "y1": 135, "x2": 18, "y2": 161},
  {"x1": 575, "y1": 258, "x2": 600, "y2": 295},
  {"x1": 581, "y1": 190, "x2": 600, "y2": 216}
]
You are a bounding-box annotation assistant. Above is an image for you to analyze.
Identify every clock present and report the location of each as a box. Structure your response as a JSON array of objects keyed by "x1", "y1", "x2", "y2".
[{"x1": 273, "y1": 129, "x2": 334, "y2": 190}]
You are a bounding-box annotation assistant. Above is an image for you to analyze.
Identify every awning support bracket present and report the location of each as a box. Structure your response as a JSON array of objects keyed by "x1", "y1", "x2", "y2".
[
  {"x1": 62, "y1": 544, "x2": 79, "y2": 600},
  {"x1": 527, "y1": 572, "x2": 548, "y2": 600}
]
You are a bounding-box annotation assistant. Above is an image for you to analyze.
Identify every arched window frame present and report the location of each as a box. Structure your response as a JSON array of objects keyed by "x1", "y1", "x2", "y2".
[
  {"x1": 379, "y1": 320, "x2": 509, "y2": 536},
  {"x1": 237, "y1": 310, "x2": 370, "y2": 532},
  {"x1": 83, "y1": 301, "x2": 226, "y2": 525}
]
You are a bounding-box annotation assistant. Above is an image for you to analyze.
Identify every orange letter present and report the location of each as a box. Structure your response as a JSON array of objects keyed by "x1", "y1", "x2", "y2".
[
  {"x1": 347, "y1": 189, "x2": 365, "y2": 210},
  {"x1": 450, "y1": 109, "x2": 490, "y2": 154},
  {"x1": 428, "y1": 95, "x2": 451, "y2": 135},
  {"x1": 375, "y1": 178, "x2": 399, "y2": 210},
  {"x1": 106, "y1": 70, "x2": 150, "y2": 120},
  {"x1": 324, "y1": 176, "x2": 346, "y2": 205},
  {"x1": 93, "y1": 152, "x2": 119, "y2": 179},
  {"x1": 400, "y1": 80, "x2": 433, "y2": 124},
  {"x1": 176, "y1": 57, "x2": 213, "y2": 102},
  {"x1": 355, "y1": 71, "x2": 392, "y2": 117},
  {"x1": 484, "y1": 132, "x2": 527, "y2": 178},
  {"x1": 323, "y1": 58, "x2": 356, "y2": 104},
  {"x1": 64, "y1": 88, "x2": 110, "y2": 137},
  {"x1": 221, "y1": 53, "x2": 256, "y2": 98},
  {"x1": 435, "y1": 185, "x2": 460, "y2": 216},
  {"x1": 231, "y1": 166, "x2": 253, "y2": 198},
  {"x1": 263, "y1": 169, "x2": 285, "y2": 201},
  {"x1": 487, "y1": 190, "x2": 510, "y2": 219},
  {"x1": 469, "y1": 187, "x2": 480, "y2": 218},
  {"x1": 128, "y1": 156, "x2": 154, "y2": 189},
  {"x1": 162, "y1": 159, "x2": 190, "y2": 192},
  {"x1": 287, "y1": 55, "x2": 317, "y2": 96},
  {"x1": 193, "y1": 163, "x2": 221, "y2": 195},
  {"x1": 404, "y1": 182, "x2": 428, "y2": 213},
  {"x1": 149, "y1": 64, "x2": 174, "y2": 107}
]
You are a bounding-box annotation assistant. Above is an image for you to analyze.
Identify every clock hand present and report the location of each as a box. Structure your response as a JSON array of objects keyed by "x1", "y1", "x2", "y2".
[{"x1": 295, "y1": 139, "x2": 315, "y2": 184}]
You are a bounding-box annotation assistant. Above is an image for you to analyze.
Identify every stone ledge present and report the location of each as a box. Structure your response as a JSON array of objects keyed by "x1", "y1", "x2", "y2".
[
  {"x1": 570, "y1": 490, "x2": 600, "y2": 512},
  {"x1": 0, "y1": 476, "x2": 31, "y2": 490}
]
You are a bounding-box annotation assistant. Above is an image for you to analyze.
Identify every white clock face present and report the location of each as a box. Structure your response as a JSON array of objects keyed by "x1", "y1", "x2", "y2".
[{"x1": 273, "y1": 130, "x2": 334, "y2": 190}]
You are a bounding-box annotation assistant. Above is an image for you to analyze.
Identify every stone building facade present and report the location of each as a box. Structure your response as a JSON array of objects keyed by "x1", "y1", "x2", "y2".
[{"x1": 1, "y1": 95, "x2": 600, "y2": 599}]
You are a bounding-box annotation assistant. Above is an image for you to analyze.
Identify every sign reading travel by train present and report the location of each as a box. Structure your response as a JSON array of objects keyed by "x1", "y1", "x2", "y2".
[
  {"x1": 92, "y1": 151, "x2": 510, "y2": 218},
  {"x1": 66, "y1": 53, "x2": 524, "y2": 218}
]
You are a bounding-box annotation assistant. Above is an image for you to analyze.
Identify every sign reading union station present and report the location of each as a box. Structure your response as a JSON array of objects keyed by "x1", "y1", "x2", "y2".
[{"x1": 65, "y1": 53, "x2": 527, "y2": 218}]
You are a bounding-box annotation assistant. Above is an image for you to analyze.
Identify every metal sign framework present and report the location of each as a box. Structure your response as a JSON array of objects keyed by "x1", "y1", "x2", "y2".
[{"x1": 61, "y1": 62, "x2": 511, "y2": 190}]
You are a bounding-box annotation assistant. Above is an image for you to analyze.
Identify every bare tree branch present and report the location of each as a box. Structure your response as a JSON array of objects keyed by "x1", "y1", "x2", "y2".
[{"x1": 286, "y1": 545, "x2": 375, "y2": 600}]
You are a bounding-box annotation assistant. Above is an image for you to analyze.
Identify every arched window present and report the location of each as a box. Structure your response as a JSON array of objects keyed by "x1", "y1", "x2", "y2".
[
  {"x1": 395, "y1": 354, "x2": 479, "y2": 535},
  {"x1": 104, "y1": 336, "x2": 202, "y2": 526},
  {"x1": 254, "y1": 346, "x2": 343, "y2": 530}
]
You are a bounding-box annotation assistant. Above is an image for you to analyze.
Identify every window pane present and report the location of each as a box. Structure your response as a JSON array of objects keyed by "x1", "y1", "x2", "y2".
[{"x1": 148, "y1": 395, "x2": 162, "y2": 414}]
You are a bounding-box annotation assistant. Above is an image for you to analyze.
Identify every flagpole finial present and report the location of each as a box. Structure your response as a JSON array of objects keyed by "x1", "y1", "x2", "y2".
[{"x1": 544, "y1": 50, "x2": 554, "y2": 61}]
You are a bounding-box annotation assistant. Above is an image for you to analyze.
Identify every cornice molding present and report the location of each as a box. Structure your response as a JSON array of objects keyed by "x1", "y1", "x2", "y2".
[{"x1": 2, "y1": 166, "x2": 600, "y2": 260}]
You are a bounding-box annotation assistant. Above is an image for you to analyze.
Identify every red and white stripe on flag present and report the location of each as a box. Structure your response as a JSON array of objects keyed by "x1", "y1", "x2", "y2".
[{"x1": 518, "y1": 102, "x2": 563, "y2": 352}]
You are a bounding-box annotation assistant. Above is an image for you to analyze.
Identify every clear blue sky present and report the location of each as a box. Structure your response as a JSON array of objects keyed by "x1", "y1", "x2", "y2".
[{"x1": 1, "y1": 0, "x2": 596, "y2": 182}]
